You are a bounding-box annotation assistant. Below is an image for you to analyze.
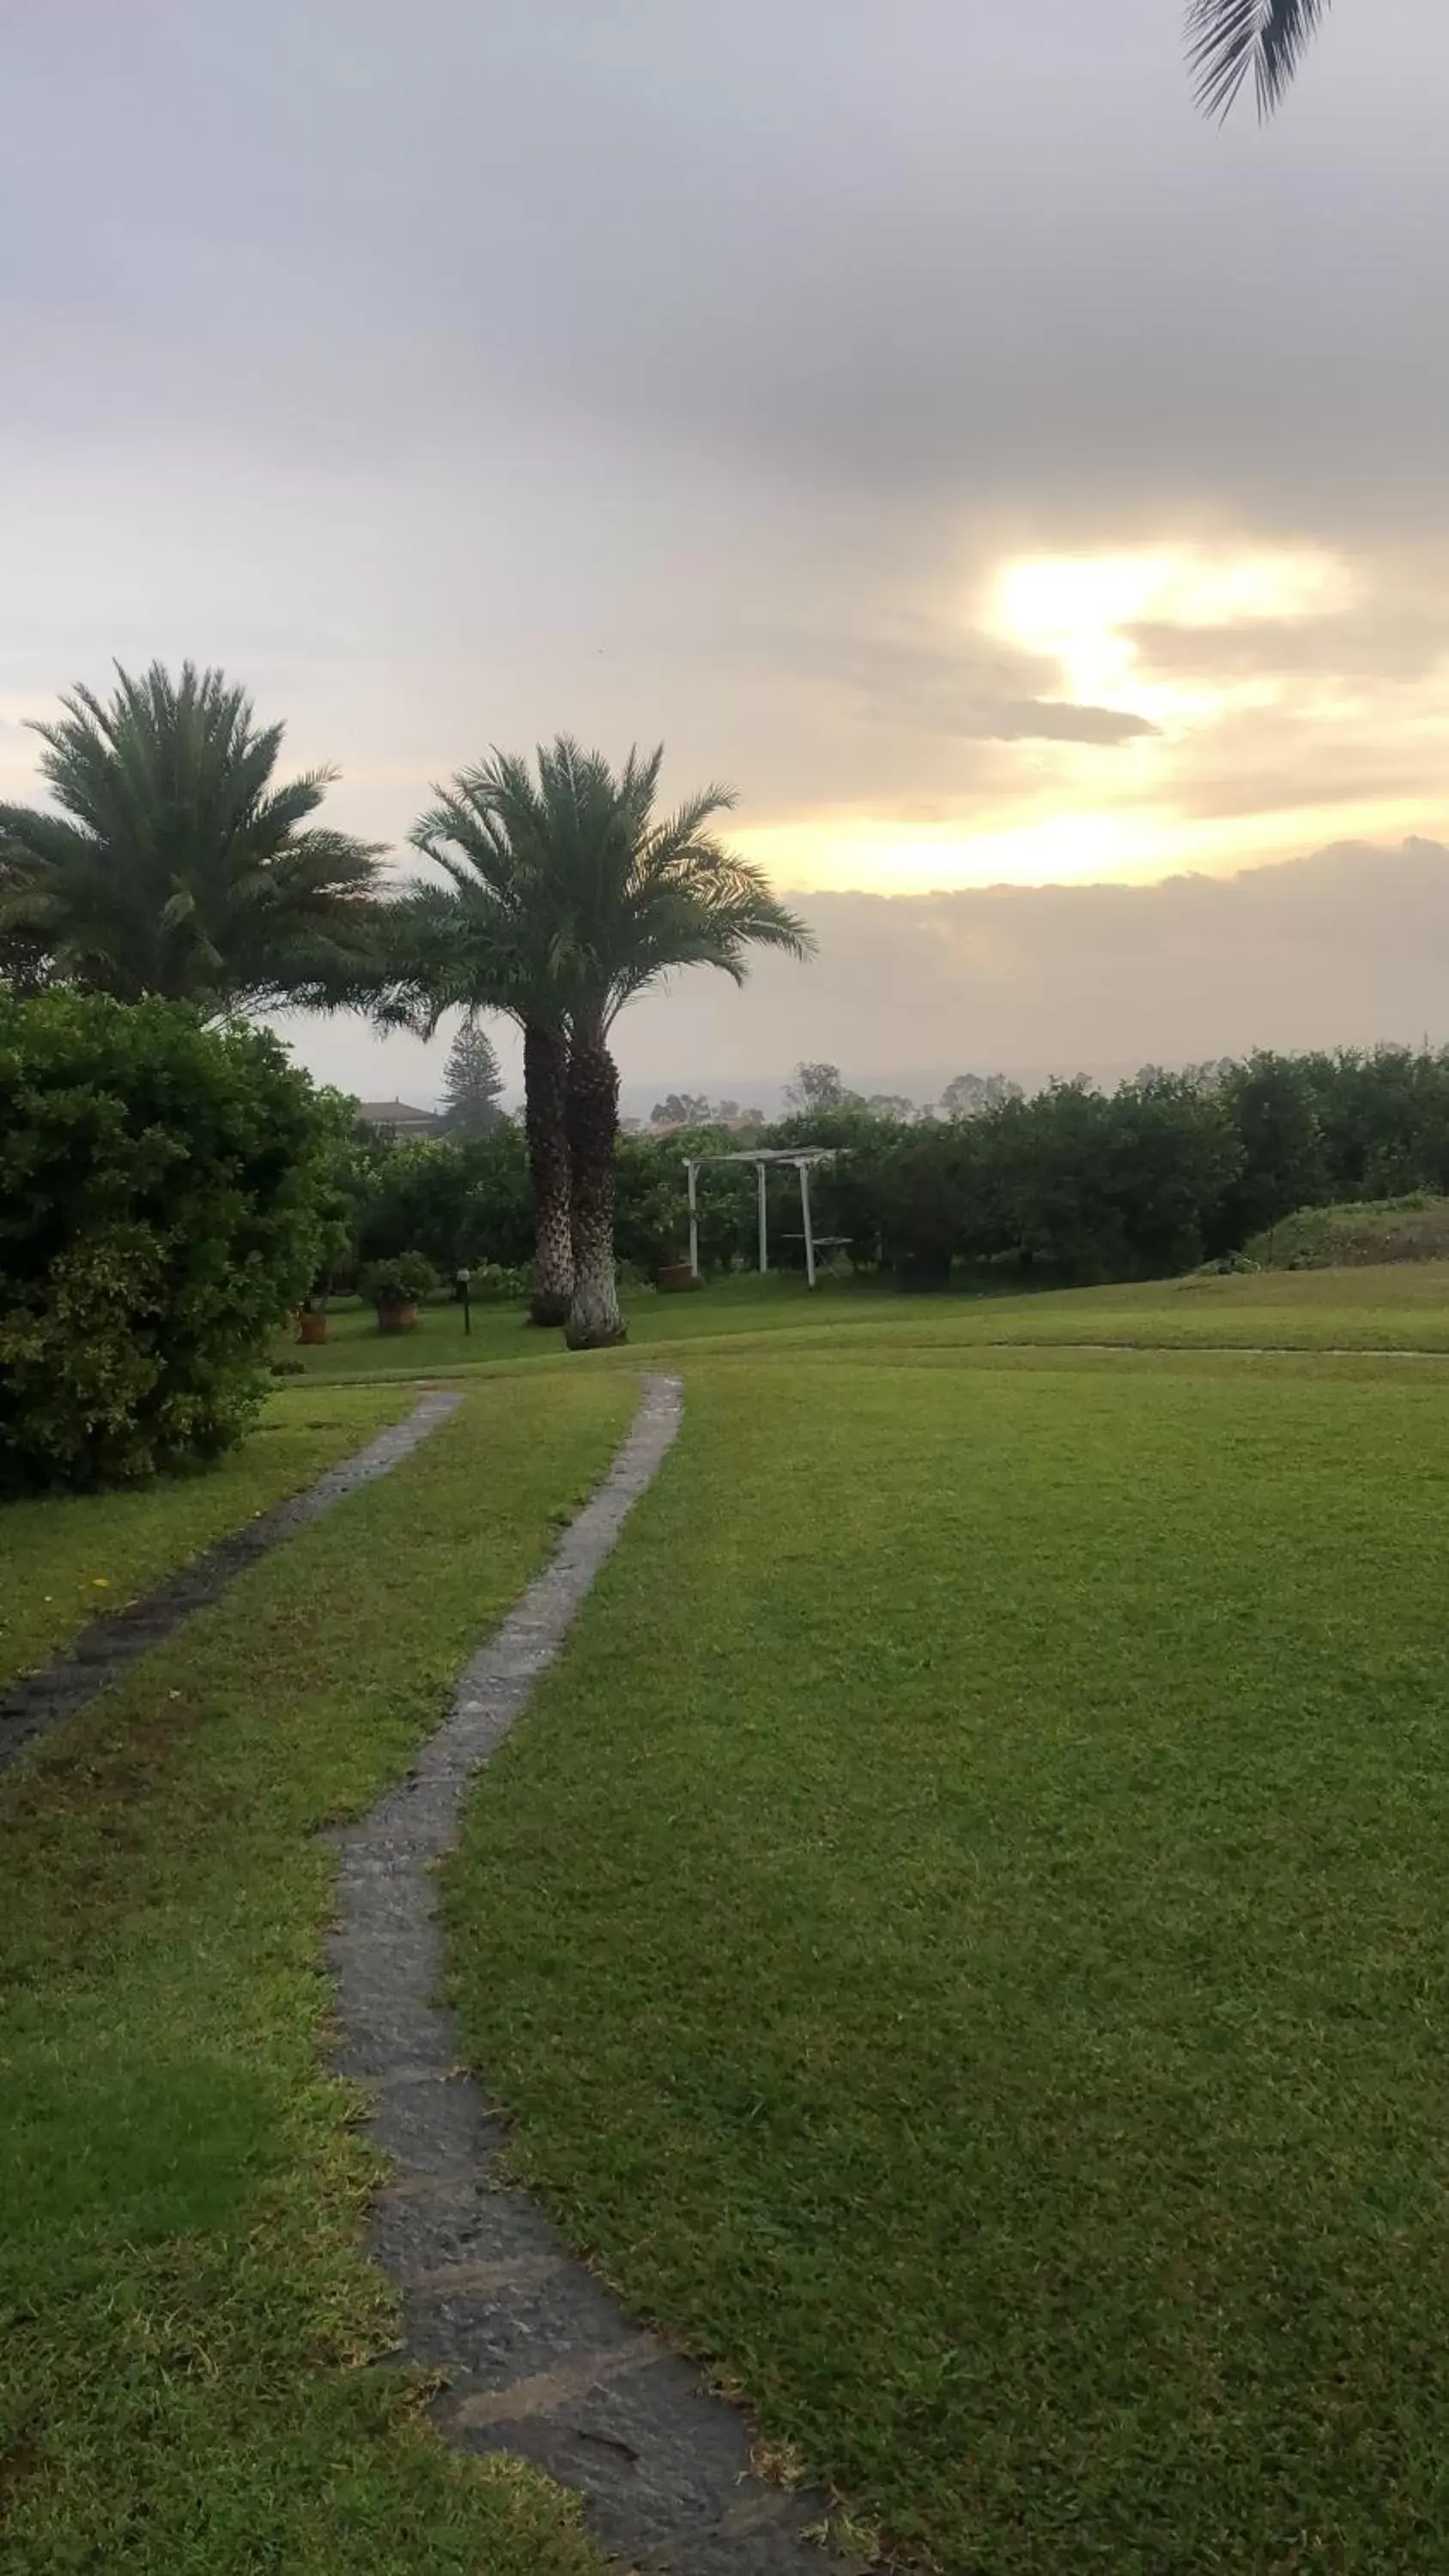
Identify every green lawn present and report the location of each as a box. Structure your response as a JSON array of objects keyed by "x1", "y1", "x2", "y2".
[
  {"x1": 0, "y1": 1371, "x2": 634, "y2": 2574},
  {"x1": 17, "y1": 1271, "x2": 1449, "y2": 2571},
  {"x1": 446, "y1": 1347, "x2": 1449, "y2": 2573},
  {"x1": 287, "y1": 1261, "x2": 1449, "y2": 1391},
  {"x1": 0, "y1": 1382, "x2": 412, "y2": 1690}
]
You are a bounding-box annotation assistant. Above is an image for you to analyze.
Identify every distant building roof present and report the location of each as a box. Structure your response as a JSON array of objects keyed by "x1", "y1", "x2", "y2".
[{"x1": 355, "y1": 1099, "x2": 442, "y2": 1133}]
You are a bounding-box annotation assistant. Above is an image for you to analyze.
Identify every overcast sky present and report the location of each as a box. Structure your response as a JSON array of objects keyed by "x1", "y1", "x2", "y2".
[{"x1": 4, "y1": 2, "x2": 1448, "y2": 1101}]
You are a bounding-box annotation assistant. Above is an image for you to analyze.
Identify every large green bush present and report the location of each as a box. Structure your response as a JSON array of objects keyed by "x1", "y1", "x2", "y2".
[{"x1": 0, "y1": 994, "x2": 330, "y2": 1493}]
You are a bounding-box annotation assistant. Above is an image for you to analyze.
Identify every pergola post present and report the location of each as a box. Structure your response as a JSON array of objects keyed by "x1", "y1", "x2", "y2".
[
  {"x1": 798, "y1": 1157, "x2": 817, "y2": 1288},
  {"x1": 686, "y1": 1159, "x2": 700, "y2": 1279},
  {"x1": 756, "y1": 1160, "x2": 768, "y2": 1273}
]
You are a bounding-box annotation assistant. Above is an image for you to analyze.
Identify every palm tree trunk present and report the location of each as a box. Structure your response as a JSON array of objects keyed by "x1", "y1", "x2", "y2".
[
  {"x1": 564, "y1": 1013, "x2": 627, "y2": 1349},
  {"x1": 523, "y1": 1018, "x2": 573, "y2": 1326}
]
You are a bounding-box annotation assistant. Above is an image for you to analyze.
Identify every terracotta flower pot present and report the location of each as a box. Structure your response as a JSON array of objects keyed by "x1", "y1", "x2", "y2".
[
  {"x1": 375, "y1": 1299, "x2": 419, "y2": 1334},
  {"x1": 297, "y1": 1309, "x2": 328, "y2": 1346}
]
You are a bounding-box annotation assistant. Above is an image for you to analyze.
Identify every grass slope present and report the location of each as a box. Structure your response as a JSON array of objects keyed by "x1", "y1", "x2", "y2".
[
  {"x1": 285, "y1": 1261, "x2": 1449, "y2": 1392},
  {"x1": 448, "y1": 1353, "x2": 1449, "y2": 2573},
  {"x1": 0, "y1": 1370, "x2": 634, "y2": 2575},
  {"x1": 0, "y1": 1383, "x2": 411, "y2": 1690},
  {"x1": 1247, "y1": 1193, "x2": 1449, "y2": 1268}
]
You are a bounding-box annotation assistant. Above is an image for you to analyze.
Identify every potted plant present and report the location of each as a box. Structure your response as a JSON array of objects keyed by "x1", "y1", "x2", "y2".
[
  {"x1": 297, "y1": 1295, "x2": 328, "y2": 1346},
  {"x1": 296, "y1": 1272, "x2": 330, "y2": 1345},
  {"x1": 359, "y1": 1251, "x2": 439, "y2": 1334}
]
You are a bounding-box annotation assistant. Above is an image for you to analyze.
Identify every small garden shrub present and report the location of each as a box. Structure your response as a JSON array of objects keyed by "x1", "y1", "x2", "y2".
[
  {"x1": 358, "y1": 1251, "x2": 440, "y2": 1311},
  {"x1": 465, "y1": 1260, "x2": 531, "y2": 1303},
  {"x1": 0, "y1": 994, "x2": 330, "y2": 1494}
]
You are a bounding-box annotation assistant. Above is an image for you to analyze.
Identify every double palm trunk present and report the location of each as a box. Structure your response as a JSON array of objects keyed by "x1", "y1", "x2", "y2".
[
  {"x1": 523, "y1": 1018, "x2": 573, "y2": 1325},
  {"x1": 564, "y1": 1012, "x2": 627, "y2": 1349}
]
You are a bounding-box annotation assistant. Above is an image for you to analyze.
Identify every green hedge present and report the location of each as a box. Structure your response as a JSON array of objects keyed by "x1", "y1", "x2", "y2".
[{"x1": 0, "y1": 995, "x2": 330, "y2": 1493}]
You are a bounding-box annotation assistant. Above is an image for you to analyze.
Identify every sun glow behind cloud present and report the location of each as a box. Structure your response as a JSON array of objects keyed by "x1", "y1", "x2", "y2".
[
  {"x1": 733, "y1": 539, "x2": 1449, "y2": 895},
  {"x1": 738, "y1": 796, "x2": 1442, "y2": 896},
  {"x1": 991, "y1": 544, "x2": 1353, "y2": 723}
]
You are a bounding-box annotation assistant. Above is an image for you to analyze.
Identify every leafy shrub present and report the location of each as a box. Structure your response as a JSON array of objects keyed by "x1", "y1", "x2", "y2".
[
  {"x1": 355, "y1": 1127, "x2": 533, "y2": 1274},
  {"x1": 1188, "y1": 1250, "x2": 1263, "y2": 1278},
  {"x1": 464, "y1": 1260, "x2": 530, "y2": 1303},
  {"x1": 0, "y1": 993, "x2": 330, "y2": 1494},
  {"x1": 358, "y1": 1250, "x2": 439, "y2": 1309}
]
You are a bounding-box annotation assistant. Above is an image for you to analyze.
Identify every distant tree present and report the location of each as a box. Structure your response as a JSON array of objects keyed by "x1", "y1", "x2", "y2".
[
  {"x1": 651, "y1": 1091, "x2": 713, "y2": 1126},
  {"x1": 940, "y1": 1072, "x2": 1023, "y2": 1118},
  {"x1": 1217, "y1": 1054, "x2": 1328, "y2": 1245},
  {"x1": 786, "y1": 1060, "x2": 860, "y2": 1113},
  {"x1": 1106, "y1": 1072, "x2": 1245, "y2": 1274},
  {"x1": 440, "y1": 1018, "x2": 506, "y2": 1137},
  {"x1": 1300, "y1": 1046, "x2": 1449, "y2": 1204},
  {"x1": 867, "y1": 1094, "x2": 916, "y2": 1120}
]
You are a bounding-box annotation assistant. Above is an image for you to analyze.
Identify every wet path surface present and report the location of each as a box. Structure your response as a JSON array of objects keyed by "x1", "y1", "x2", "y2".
[{"x1": 330, "y1": 1373, "x2": 859, "y2": 2574}]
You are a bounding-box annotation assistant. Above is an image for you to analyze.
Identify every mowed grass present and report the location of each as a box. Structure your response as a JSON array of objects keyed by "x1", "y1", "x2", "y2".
[
  {"x1": 0, "y1": 1370, "x2": 635, "y2": 2575},
  {"x1": 287, "y1": 1261, "x2": 1449, "y2": 1393},
  {"x1": 0, "y1": 1382, "x2": 412, "y2": 1689},
  {"x1": 447, "y1": 1351, "x2": 1449, "y2": 2573}
]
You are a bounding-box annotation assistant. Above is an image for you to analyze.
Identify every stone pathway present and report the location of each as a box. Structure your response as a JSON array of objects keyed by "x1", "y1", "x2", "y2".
[
  {"x1": 329, "y1": 1372, "x2": 861, "y2": 2576},
  {"x1": 0, "y1": 1389, "x2": 463, "y2": 1772}
]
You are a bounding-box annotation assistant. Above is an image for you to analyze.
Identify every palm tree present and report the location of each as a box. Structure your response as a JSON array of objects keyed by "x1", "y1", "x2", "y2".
[
  {"x1": 1187, "y1": 0, "x2": 1329, "y2": 118},
  {"x1": 392, "y1": 739, "x2": 813, "y2": 1349},
  {"x1": 512, "y1": 738, "x2": 812, "y2": 1349},
  {"x1": 382, "y1": 787, "x2": 577, "y2": 1323},
  {"x1": 0, "y1": 662, "x2": 384, "y2": 1016}
]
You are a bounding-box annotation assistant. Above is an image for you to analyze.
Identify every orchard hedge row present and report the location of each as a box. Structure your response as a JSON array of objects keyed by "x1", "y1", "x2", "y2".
[{"x1": 341, "y1": 1045, "x2": 1449, "y2": 1289}]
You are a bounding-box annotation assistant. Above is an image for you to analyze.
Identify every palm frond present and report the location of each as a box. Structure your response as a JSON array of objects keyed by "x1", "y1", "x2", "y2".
[
  {"x1": 392, "y1": 734, "x2": 811, "y2": 1049},
  {"x1": 1185, "y1": 0, "x2": 1329, "y2": 118},
  {"x1": 0, "y1": 661, "x2": 384, "y2": 1013}
]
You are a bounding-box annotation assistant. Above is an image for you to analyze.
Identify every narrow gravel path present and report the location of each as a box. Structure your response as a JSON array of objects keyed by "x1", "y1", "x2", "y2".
[
  {"x1": 0, "y1": 1388, "x2": 463, "y2": 1773},
  {"x1": 329, "y1": 1372, "x2": 861, "y2": 2576}
]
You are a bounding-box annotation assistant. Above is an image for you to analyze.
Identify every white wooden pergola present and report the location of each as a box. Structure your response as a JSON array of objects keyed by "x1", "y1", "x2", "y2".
[{"x1": 682, "y1": 1146, "x2": 840, "y2": 1289}]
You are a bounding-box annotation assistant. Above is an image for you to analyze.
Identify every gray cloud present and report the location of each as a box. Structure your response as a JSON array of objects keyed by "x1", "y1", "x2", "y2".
[
  {"x1": 797, "y1": 629, "x2": 1157, "y2": 748},
  {"x1": 277, "y1": 840, "x2": 1449, "y2": 1108},
  {"x1": 3, "y1": 0, "x2": 1446, "y2": 1058},
  {"x1": 3, "y1": 0, "x2": 1442, "y2": 526},
  {"x1": 983, "y1": 702, "x2": 1160, "y2": 744},
  {"x1": 604, "y1": 838, "x2": 1449, "y2": 1090}
]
